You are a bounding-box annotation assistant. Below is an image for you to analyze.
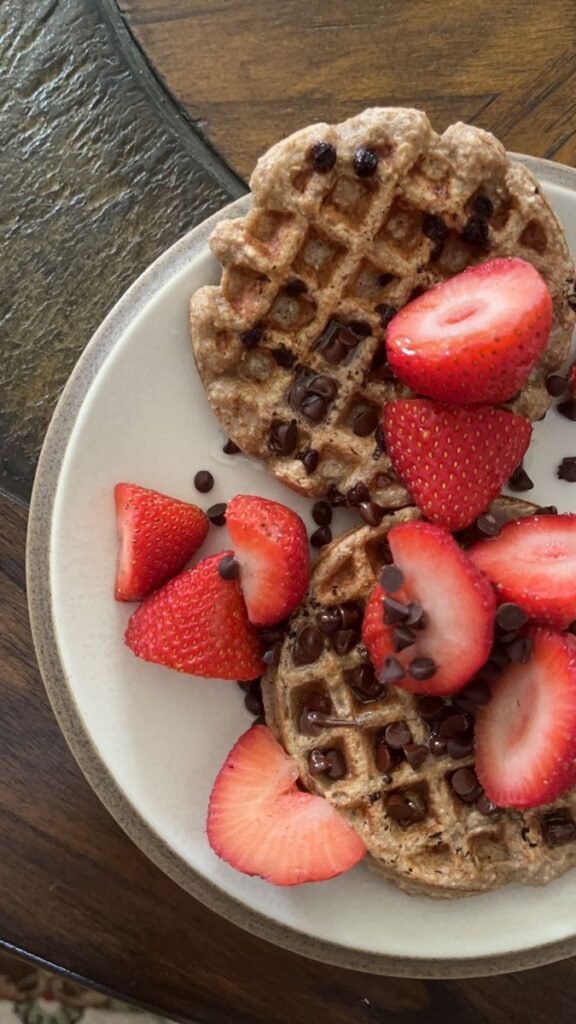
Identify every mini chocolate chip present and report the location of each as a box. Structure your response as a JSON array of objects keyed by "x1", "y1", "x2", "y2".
[
  {"x1": 541, "y1": 811, "x2": 576, "y2": 847},
  {"x1": 496, "y1": 603, "x2": 528, "y2": 632},
  {"x1": 353, "y1": 146, "x2": 379, "y2": 177},
  {"x1": 272, "y1": 345, "x2": 296, "y2": 368},
  {"x1": 327, "y1": 485, "x2": 346, "y2": 507},
  {"x1": 373, "y1": 423, "x2": 386, "y2": 453},
  {"x1": 308, "y1": 749, "x2": 329, "y2": 775},
  {"x1": 447, "y1": 732, "x2": 474, "y2": 759},
  {"x1": 393, "y1": 625, "x2": 417, "y2": 653},
  {"x1": 340, "y1": 603, "x2": 362, "y2": 630},
  {"x1": 309, "y1": 141, "x2": 337, "y2": 172},
  {"x1": 477, "y1": 658, "x2": 505, "y2": 683},
  {"x1": 218, "y1": 555, "x2": 240, "y2": 580},
  {"x1": 301, "y1": 394, "x2": 327, "y2": 423},
  {"x1": 252, "y1": 715, "x2": 265, "y2": 727},
  {"x1": 380, "y1": 564, "x2": 404, "y2": 592},
  {"x1": 293, "y1": 626, "x2": 324, "y2": 666},
  {"x1": 476, "y1": 513, "x2": 501, "y2": 537},
  {"x1": 385, "y1": 721, "x2": 412, "y2": 749},
  {"x1": 301, "y1": 449, "x2": 319, "y2": 474},
  {"x1": 473, "y1": 194, "x2": 494, "y2": 218},
  {"x1": 269, "y1": 419, "x2": 298, "y2": 455},
  {"x1": 508, "y1": 464, "x2": 534, "y2": 491},
  {"x1": 332, "y1": 629, "x2": 357, "y2": 655},
  {"x1": 507, "y1": 636, "x2": 533, "y2": 664},
  {"x1": 348, "y1": 319, "x2": 372, "y2": 338},
  {"x1": 321, "y1": 336, "x2": 348, "y2": 364},
  {"x1": 418, "y1": 695, "x2": 445, "y2": 721},
  {"x1": 429, "y1": 733, "x2": 448, "y2": 756},
  {"x1": 546, "y1": 373, "x2": 568, "y2": 397},
  {"x1": 312, "y1": 501, "x2": 332, "y2": 526},
  {"x1": 353, "y1": 408, "x2": 379, "y2": 437},
  {"x1": 262, "y1": 646, "x2": 280, "y2": 668},
  {"x1": 239, "y1": 325, "x2": 263, "y2": 349},
  {"x1": 346, "y1": 481, "x2": 370, "y2": 505},
  {"x1": 259, "y1": 623, "x2": 288, "y2": 647},
  {"x1": 223, "y1": 438, "x2": 241, "y2": 455},
  {"x1": 422, "y1": 213, "x2": 449, "y2": 244},
  {"x1": 299, "y1": 693, "x2": 331, "y2": 736},
  {"x1": 405, "y1": 602, "x2": 426, "y2": 629},
  {"x1": 383, "y1": 596, "x2": 410, "y2": 624},
  {"x1": 558, "y1": 457, "x2": 576, "y2": 482},
  {"x1": 194, "y1": 470, "x2": 214, "y2": 493},
  {"x1": 375, "y1": 303, "x2": 397, "y2": 329},
  {"x1": 476, "y1": 793, "x2": 498, "y2": 816},
  {"x1": 284, "y1": 277, "x2": 308, "y2": 296},
  {"x1": 375, "y1": 740, "x2": 394, "y2": 773},
  {"x1": 244, "y1": 679, "x2": 263, "y2": 717},
  {"x1": 359, "y1": 501, "x2": 385, "y2": 526},
  {"x1": 380, "y1": 655, "x2": 405, "y2": 683},
  {"x1": 310, "y1": 526, "x2": 332, "y2": 548},
  {"x1": 557, "y1": 400, "x2": 576, "y2": 421},
  {"x1": 403, "y1": 743, "x2": 428, "y2": 769},
  {"x1": 345, "y1": 664, "x2": 386, "y2": 703},
  {"x1": 387, "y1": 791, "x2": 426, "y2": 825},
  {"x1": 207, "y1": 502, "x2": 227, "y2": 526},
  {"x1": 237, "y1": 680, "x2": 251, "y2": 692},
  {"x1": 451, "y1": 767, "x2": 481, "y2": 802},
  {"x1": 409, "y1": 657, "x2": 437, "y2": 681},
  {"x1": 454, "y1": 680, "x2": 491, "y2": 711},
  {"x1": 308, "y1": 374, "x2": 338, "y2": 400},
  {"x1": 539, "y1": 505, "x2": 559, "y2": 515},
  {"x1": 439, "y1": 712, "x2": 470, "y2": 738},
  {"x1": 336, "y1": 326, "x2": 362, "y2": 350},
  {"x1": 461, "y1": 215, "x2": 489, "y2": 247},
  {"x1": 288, "y1": 379, "x2": 309, "y2": 412},
  {"x1": 324, "y1": 749, "x2": 347, "y2": 779},
  {"x1": 316, "y1": 606, "x2": 343, "y2": 636}
]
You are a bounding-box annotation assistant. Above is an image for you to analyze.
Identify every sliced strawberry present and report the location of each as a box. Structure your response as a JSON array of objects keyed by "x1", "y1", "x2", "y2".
[
  {"x1": 226, "y1": 495, "x2": 310, "y2": 627},
  {"x1": 362, "y1": 520, "x2": 496, "y2": 695},
  {"x1": 125, "y1": 551, "x2": 264, "y2": 680},
  {"x1": 386, "y1": 257, "x2": 552, "y2": 405},
  {"x1": 207, "y1": 725, "x2": 366, "y2": 885},
  {"x1": 383, "y1": 400, "x2": 532, "y2": 531},
  {"x1": 114, "y1": 483, "x2": 209, "y2": 601},
  {"x1": 475, "y1": 628, "x2": 576, "y2": 809},
  {"x1": 470, "y1": 514, "x2": 576, "y2": 630}
]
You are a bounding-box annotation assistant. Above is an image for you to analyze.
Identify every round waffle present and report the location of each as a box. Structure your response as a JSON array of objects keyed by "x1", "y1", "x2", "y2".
[
  {"x1": 189, "y1": 108, "x2": 575, "y2": 507},
  {"x1": 261, "y1": 499, "x2": 576, "y2": 898}
]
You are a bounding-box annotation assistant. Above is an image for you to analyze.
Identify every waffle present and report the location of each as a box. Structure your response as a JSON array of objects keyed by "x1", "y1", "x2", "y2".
[
  {"x1": 190, "y1": 108, "x2": 575, "y2": 506},
  {"x1": 261, "y1": 499, "x2": 576, "y2": 898}
]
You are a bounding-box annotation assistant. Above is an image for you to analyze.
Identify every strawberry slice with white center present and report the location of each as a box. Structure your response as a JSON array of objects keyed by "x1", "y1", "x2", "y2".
[
  {"x1": 362, "y1": 520, "x2": 496, "y2": 695},
  {"x1": 207, "y1": 725, "x2": 366, "y2": 885},
  {"x1": 475, "y1": 627, "x2": 576, "y2": 809},
  {"x1": 470, "y1": 515, "x2": 576, "y2": 630},
  {"x1": 226, "y1": 495, "x2": 310, "y2": 627},
  {"x1": 386, "y1": 257, "x2": 552, "y2": 405},
  {"x1": 383, "y1": 399, "x2": 532, "y2": 531}
]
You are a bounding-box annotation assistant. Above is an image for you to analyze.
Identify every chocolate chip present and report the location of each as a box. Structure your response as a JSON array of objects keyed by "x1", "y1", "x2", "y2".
[
  {"x1": 558, "y1": 457, "x2": 576, "y2": 482},
  {"x1": 508, "y1": 464, "x2": 534, "y2": 492},
  {"x1": 308, "y1": 374, "x2": 338, "y2": 400},
  {"x1": 223, "y1": 438, "x2": 241, "y2": 455},
  {"x1": 380, "y1": 655, "x2": 405, "y2": 683},
  {"x1": 346, "y1": 481, "x2": 370, "y2": 505},
  {"x1": 316, "y1": 606, "x2": 342, "y2": 636},
  {"x1": 507, "y1": 635, "x2": 533, "y2": 664},
  {"x1": 262, "y1": 646, "x2": 280, "y2": 669},
  {"x1": 237, "y1": 680, "x2": 251, "y2": 692},
  {"x1": 239, "y1": 324, "x2": 263, "y2": 349},
  {"x1": 308, "y1": 749, "x2": 329, "y2": 775},
  {"x1": 373, "y1": 423, "x2": 386, "y2": 456},
  {"x1": 439, "y1": 712, "x2": 470, "y2": 738},
  {"x1": 476, "y1": 513, "x2": 501, "y2": 538},
  {"x1": 541, "y1": 811, "x2": 576, "y2": 847},
  {"x1": 386, "y1": 791, "x2": 426, "y2": 825},
  {"x1": 477, "y1": 658, "x2": 505, "y2": 683},
  {"x1": 385, "y1": 721, "x2": 412, "y2": 749},
  {"x1": 447, "y1": 732, "x2": 474, "y2": 759},
  {"x1": 359, "y1": 501, "x2": 385, "y2": 526},
  {"x1": 218, "y1": 554, "x2": 240, "y2": 580},
  {"x1": 194, "y1": 470, "x2": 214, "y2": 493},
  {"x1": 380, "y1": 564, "x2": 404, "y2": 592},
  {"x1": 309, "y1": 141, "x2": 337, "y2": 172},
  {"x1": 538, "y1": 505, "x2": 559, "y2": 515},
  {"x1": 259, "y1": 623, "x2": 288, "y2": 648},
  {"x1": 312, "y1": 501, "x2": 332, "y2": 526},
  {"x1": 301, "y1": 394, "x2": 327, "y2": 423},
  {"x1": 284, "y1": 277, "x2": 308, "y2": 296},
  {"x1": 557, "y1": 400, "x2": 576, "y2": 422},
  {"x1": 403, "y1": 743, "x2": 428, "y2": 769},
  {"x1": 375, "y1": 304, "x2": 397, "y2": 329},
  {"x1": 348, "y1": 320, "x2": 372, "y2": 338},
  {"x1": 301, "y1": 449, "x2": 319, "y2": 474},
  {"x1": 418, "y1": 695, "x2": 445, "y2": 721},
  {"x1": 353, "y1": 146, "x2": 379, "y2": 177},
  {"x1": 353, "y1": 408, "x2": 379, "y2": 437},
  {"x1": 476, "y1": 793, "x2": 498, "y2": 816},
  {"x1": 327, "y1": 484, "x2": 346, "y2": 507},
  {"x1": 383, "y1": 596, "x2": 410, "y2": 624},
  {"x1": 473, "y1": 194, "x2": 493, "y2": 218},
  {"x1": 422, "y1": 213, "x2": 449, "y2": 244},
  {"x1": 310, "y1": 526, "x2": 332, "y2": 548},
  {"x1": 269, "y1": 419, "x2": 298, "y2": 455},
  {"x1": 299, "y1": 693, "x2": 332, "y2": 736},
  {"x1": 496, "y1": 603, "x2": 528, "y2": 632},
  {"x1": 272, "y1": 345, "x2": 296, "y2": 368},
  {"x1": 393, "y1": 625, "x2": 416, "y2": 653},
  {"x1": 546, "y1": 373, "x2": 568, "y2": 397},
  {"x1": 451, "y1": 767, "x2": 482, "y2": 802},
  {"x1": 375, "y1": 740, "x2": 394, "y2": 773},
  {"x1": 345, "y1": 663, "x2": 385, "y2": 703},
  {"x1": 405, "y1": 603, "x2": 426, "y2": 629},
  {"x1": 207, "y1": 502, "x2": 227, "y2": 526},
  {"x1": 332, "y1": 629, "x2": 357, "y2": 655},
  {"x1": 321, "y1": 336, "x2": 348, "y2": 364},
  {"x1": 461, "y1": 215, "x2": 489, "y2": 247},
  {"x1": 409, "y1": 657, "x2": 437, "y2": 681},
  {"x1": 324, "y1": 749, "x2": 347, "y2": 779},
  {"x1": 454, "y1": 680, "x2": 491, "y2": 712},
  {"x1": 340, "y1": 603, "x2": 362, "y2": 630},
  {"x1": 293, "y1": 626, "x2": 324, "y2": 666},
  {"x1": 244, "y1": 679, "x2": 263, "y2": 717},
  {"x1": 429, "y1": 733, "x2": 448, "y2": 757}
]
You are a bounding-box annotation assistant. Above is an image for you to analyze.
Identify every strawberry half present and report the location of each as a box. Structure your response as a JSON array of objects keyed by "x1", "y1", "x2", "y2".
[
  {"x1": 383, "y1": 399, "x2": 532, "y2": 531},
  {"x1": 114, "y1": 483, "x2": 209, "y2": 601},
  {"x1": 226, "y1": 495, "x2": 310, "y2": 627},
  {"x1": 362, "y1": 520, "x2": 496, "y2": 695},
  {"x1": 475, "y1": 628, "x2": 576, "y2": 809},
  {"x1": 125, "y1": 551, "x2": 264, "y2": 680},
  {"x1": 207, "y1": 725, "x2": 366, "y2": 885},
  {"x1": 470, "y1": 514, "x2": 576, "y2": 630},
  {"x1": 385, "y1": 257, "x2": 552, "y2": 405}
]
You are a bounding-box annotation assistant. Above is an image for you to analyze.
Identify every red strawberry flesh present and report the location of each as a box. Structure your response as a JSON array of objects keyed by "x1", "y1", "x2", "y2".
[
  {"x1": 386, "y1": 257, "x2": 552, "y2": 405},
  {"x1": 207, "y1": 725, "x2": 366, "y2": 885}
]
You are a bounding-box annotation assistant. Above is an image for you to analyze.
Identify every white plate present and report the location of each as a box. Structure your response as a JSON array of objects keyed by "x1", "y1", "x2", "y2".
[{"x1": 28, "y1": 155, "x2": 576, "y2": 978}]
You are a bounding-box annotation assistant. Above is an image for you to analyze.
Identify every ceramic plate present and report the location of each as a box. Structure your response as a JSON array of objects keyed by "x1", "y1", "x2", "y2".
[{"x1": 28, "y1": 155, "x2": 576, "y2": 978}]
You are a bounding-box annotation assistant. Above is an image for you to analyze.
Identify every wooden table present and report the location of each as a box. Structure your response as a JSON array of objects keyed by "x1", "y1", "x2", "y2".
[{"x1": 2, "y1": 0, "x2": 576, "y2": 1021}]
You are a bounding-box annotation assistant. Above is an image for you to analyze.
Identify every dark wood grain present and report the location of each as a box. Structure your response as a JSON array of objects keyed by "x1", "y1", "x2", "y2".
[{"x1": 118, "y1": 0, "x2": 576, "y2": 180}]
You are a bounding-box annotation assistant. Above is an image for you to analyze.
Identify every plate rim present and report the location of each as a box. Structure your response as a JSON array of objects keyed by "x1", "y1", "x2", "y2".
[{"x1": 27, "y1": 154, "x2": 576, "y2": 979}]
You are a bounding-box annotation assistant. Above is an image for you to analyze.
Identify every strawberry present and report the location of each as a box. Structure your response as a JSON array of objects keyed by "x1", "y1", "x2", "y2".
[
  {"x1": 475, "y1": 627, "x2": 576, "y2": 809},
  {"x1": 385, "y1": 257, "x2": 552, "y2": 405},
  {"x1": 207, "y1": 725, "x2": 366, "y2": 885},
  {"x1": 114, "y1": 483, "x2": 209, "y2": 601},
  {"x1": 383, "y1": 400, "x2": 532, "y2": 531},
  {"x1": 362, "y1": 520, "x2": 496, "y2": 695},
  {"x1": 124, "y1": 551, "x2": 264, "y2": 680},
  {"x1": 226, "y1": 495, "x2": 310, "y2": 627},
  {"x1": 470, "y1": 514, "x2": 576, "y2": 630}
]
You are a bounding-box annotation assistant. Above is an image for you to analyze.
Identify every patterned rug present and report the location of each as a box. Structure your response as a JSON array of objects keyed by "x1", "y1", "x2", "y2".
[{"x1": 0, "y1": 951, "x2": 173, "y2": 1024}]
